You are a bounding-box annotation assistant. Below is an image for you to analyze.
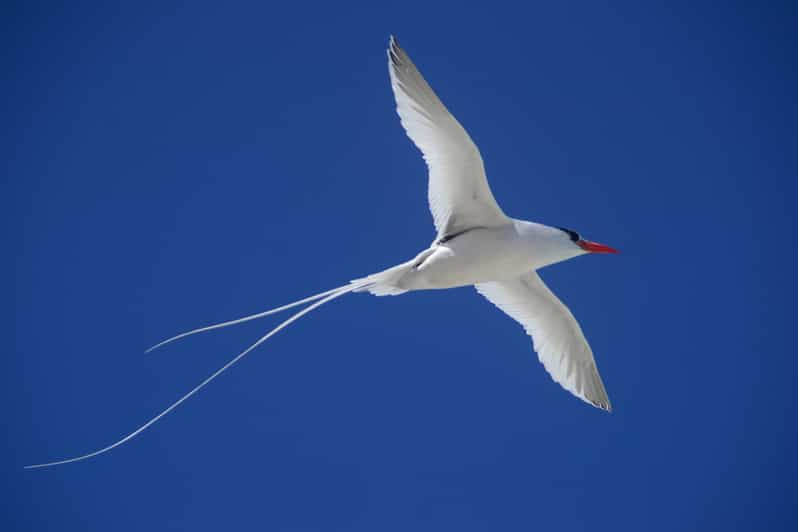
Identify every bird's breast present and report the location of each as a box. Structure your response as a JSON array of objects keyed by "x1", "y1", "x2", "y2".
[{"x1": 398, "y1": 226, "x2": 538, "y2": 290}]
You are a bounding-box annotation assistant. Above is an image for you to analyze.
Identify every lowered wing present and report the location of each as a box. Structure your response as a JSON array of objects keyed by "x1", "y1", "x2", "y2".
[{"x1": 476, "y1": 272, "x2": 612, "y2": 411}]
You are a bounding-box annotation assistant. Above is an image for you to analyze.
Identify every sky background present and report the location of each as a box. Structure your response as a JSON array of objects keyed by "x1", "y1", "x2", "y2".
[{"x1": 5, "y1": 1, "x2": 797, "y2": 530}]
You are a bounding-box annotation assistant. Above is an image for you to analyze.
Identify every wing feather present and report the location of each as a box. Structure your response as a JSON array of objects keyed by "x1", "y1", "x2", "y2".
[
  {"x1": 476, "y1": 272, "x2": 612, "y2": 411},
  {"x1": 387, "y1": 36, "x2": 510, "y2": 240}
]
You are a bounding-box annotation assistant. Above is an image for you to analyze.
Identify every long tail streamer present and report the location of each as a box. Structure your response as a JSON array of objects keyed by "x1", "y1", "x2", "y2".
[
  {"x1": 145, "y1": 283, "x2": 355, "y2": 353},
  {"x1": 25, "y1": 281, "x2": 369, "y2": 469}
]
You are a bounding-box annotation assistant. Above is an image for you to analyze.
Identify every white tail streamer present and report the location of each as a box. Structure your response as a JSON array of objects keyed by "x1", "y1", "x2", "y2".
[
  {"x1": 145, "y1": 284, "x2": 354, "y2": 353},
  {"x1": 25, "y1": 282, "x2": 369, "y2": 469}
]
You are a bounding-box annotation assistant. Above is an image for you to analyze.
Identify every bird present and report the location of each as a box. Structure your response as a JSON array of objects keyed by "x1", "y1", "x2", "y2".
[{"x1": 26, "y1": 36, "x2": 618, "y2": 469}]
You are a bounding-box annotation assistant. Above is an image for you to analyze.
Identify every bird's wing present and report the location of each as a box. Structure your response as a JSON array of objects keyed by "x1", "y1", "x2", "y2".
[
  {"x1": 388, "y1": 36, "x2": 510, "y2": 241},
  {"x1": 475, "y1": 272, "x2": 612, "y2": 411}
]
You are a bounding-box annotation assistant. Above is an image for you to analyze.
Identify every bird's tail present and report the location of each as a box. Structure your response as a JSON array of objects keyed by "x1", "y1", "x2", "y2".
[
  {"x1": 351, "y1": 261, "x2": 412, "y2": 296},
  {"x1": 25, "y1": 277, "x2": 379, "y2": 469},
  {"x1": 144, "y1": 250, "x2": 428, "y2": 353},
  {"x1": 145, "y1": 283, "x2": 358, "y2": 352},
  {"x1": 351, "y1": 247, "x2": 435, "y2": 296}
]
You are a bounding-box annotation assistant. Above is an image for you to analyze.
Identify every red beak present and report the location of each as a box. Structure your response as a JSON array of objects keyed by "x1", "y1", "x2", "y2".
[{"x1": 578, "y1": 240, "x2": 618, "y2": 254}]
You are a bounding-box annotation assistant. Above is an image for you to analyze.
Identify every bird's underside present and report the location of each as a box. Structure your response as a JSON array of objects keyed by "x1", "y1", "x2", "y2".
[{"x1": 25, "y1": 36, "x2": 613, "y2": 470}]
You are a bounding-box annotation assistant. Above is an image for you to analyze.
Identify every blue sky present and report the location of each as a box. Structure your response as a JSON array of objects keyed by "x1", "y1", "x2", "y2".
[{"x1": 5, "y1": 2, "x2": 796, "y2": 530}]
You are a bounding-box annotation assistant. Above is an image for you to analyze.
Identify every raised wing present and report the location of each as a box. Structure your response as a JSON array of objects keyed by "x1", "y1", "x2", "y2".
[
  {"x1": 476, "y1": 272, "x2": 612, "y2": 411},
  {"x1": 388, "y1": 36, "x2": 510, "y2": 240}
]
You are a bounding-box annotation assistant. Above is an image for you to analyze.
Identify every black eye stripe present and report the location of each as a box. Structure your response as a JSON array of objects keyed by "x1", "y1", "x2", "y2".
[{"x1": 556, "y1": 227, "x2": 580, "y2": 242}]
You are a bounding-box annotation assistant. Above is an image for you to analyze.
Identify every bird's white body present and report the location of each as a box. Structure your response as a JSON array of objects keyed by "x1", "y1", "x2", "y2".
[
  {"x1": 372, "y1": 221, "x2": 584, "y2": 293},
  {"x1": 27, "y1": 36, "x2": 617, "y2": 469}
]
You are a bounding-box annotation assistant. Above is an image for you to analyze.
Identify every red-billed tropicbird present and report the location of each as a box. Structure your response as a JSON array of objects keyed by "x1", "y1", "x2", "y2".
[{"x1": 26, "y1": 36, "x2": 618, "y2": 469}]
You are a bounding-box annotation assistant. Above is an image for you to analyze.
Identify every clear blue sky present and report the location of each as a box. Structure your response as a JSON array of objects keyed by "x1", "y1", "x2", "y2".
[{"x1": 6, "y1": 2, "x2": 796, "y2": 530}]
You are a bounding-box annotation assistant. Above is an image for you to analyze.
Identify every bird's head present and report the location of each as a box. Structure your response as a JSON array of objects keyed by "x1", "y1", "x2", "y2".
[
  {"x1": 556, "y1": 226, "x2": 619, "y2": 256},
  {"x1": 515, "y1": 221, "x2": 618, "y2": 268}
]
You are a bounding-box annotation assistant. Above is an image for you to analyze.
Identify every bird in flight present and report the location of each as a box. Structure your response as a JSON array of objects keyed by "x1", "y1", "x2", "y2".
[{"x1": 27, "y1": 36, "x2": 617, "y2": 469}]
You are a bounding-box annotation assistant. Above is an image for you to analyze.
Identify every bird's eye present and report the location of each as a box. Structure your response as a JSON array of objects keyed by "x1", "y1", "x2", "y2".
[{"x1": 557, "y1": 227, "x2": 580, "y2": 242}]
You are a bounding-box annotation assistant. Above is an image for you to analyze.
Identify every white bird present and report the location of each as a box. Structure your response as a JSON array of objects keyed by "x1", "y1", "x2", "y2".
[{"x1": 26, "y1": 37, "x2": 618, "y2": 469}]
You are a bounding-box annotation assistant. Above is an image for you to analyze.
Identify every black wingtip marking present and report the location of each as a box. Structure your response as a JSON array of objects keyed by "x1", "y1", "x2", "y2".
[
  {"x1": 388, "y1": 35, "x2": 404, "y2": 67},
  {"x1": 389, "y1": 48, "x2": 401, "y2": 66}
]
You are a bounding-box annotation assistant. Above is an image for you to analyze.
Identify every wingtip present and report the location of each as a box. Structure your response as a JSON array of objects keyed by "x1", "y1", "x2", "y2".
[
  {"x1": 588, "y1": 396, "x2": 612, "y2": 413},
  {"x1": 582, "y1": 401, "x2": 607, "y2": 413},
  {"x1": 388, "y1": 35, "x2": 407, "y2": 58},
  {"x1": 387, "y1": 35, "x2": 402, "y2": 66}
]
